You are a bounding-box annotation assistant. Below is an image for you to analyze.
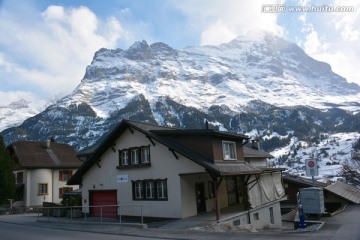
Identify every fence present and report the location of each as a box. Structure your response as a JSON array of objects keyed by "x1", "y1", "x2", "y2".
[
  {"x1": 5, "y1": 205, "x2": 144, "y2": 225},
  {"x1": 0, "y1": 205, "x2": 38, "y2": 215}
]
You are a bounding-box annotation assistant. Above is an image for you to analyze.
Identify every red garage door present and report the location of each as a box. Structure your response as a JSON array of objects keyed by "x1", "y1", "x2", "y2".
[{"x1": 90, "y1": 190, "x2": 117, "y2": 219}]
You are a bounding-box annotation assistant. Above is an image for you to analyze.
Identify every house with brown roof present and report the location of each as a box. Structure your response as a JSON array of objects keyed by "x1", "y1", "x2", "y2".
[
  {"x1": 68, "y1": 120, "x2": 285, "y2": 229},
  {"x1": 7, "y1": 140, "x2": 83, "y2": 207}
]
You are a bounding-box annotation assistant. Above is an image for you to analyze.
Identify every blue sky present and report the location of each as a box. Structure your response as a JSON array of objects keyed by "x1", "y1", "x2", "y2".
[{"x1": 0, "y1": 0, "x2": 359, "y2": 106}]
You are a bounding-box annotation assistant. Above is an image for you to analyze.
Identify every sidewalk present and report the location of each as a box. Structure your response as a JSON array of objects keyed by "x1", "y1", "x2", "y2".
[
  {"x1": 1, "y1": 207, "x2": 358, "y2": 240},
  {"x1": 0, "y1": 213, "x2": 266, "y2": 240}
]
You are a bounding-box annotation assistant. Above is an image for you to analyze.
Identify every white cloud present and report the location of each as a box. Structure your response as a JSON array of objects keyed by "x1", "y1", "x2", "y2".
[
  {"x1": 0, "y1": 91, "x2": 40, "y2": 106},
  {"x1": 200, "y1": 20, "x2": 237, "y2": 46},
  {"x1": 302, "y1": 25, "x2": 329, "y2": 55},
  {"x1": 293, "y1": 0, "x2": 360, "y2": 85},
  {"x1": 332, "y1": 0, "x2": 360, "y2": 41},
  {"x1": 172, "y1": 0, "x2": 284, "y2": 46},
  {"x1": 0, "y1": 4, "x2": 130, "y2": 103}
]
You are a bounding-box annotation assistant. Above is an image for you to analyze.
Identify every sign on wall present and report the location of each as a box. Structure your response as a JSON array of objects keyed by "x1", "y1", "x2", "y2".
[
  {"x1": 117, "y1": 174, "x2": 128, "y2": 183},
  {"x1": 305, "y1": 159, "x2": 319, "y2": 177}
]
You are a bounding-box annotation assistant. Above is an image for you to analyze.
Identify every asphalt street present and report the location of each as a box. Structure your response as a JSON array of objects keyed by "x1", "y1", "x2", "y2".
[{"x1": 0, "y1": 205, "x2": 359, "y2": 240}]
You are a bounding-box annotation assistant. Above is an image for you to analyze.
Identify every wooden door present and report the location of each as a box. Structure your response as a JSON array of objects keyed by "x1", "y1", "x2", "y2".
[{"x1": 195, "y1": 182, "x2": 206, "y2": 214}]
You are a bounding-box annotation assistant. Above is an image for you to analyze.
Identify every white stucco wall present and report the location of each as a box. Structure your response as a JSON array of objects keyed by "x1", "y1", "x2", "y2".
[
  {"x1": 226, "y1": 201, "x2": 283, "y2": 229},
  {"x1": 52, "y1": 169, "x2": 79, "y2": 204},
  {"x1": 249, "y1": 201, "x2": 282, "y2": 229},
  {"x1": 180, "y1": 174, "x2": 229, "y2": 218},
  {"x1": 79, "y1": 127, "x2": 284, "y2": 226},
  {"x1": 249, "y1": 159, "x2": 267, "y2": 167},
  {"x1": 27, "y1": 169, "x2": 53, "y2": 206},
  {"x1": 81, "y1": 129, "x2": 206, "y2": 218},
  {"x1": 13, "y1": 168, "x2": 79, "y2": 207}
]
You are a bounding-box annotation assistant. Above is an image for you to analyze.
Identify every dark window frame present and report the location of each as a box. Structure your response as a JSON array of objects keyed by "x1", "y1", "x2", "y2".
[
  {"x1": 16, "y1": 172, "x2": 23, "y2": 184},
  {"x1": 59, "y1": 187, "x2": 73, "y2": 198},
  {"x1": 120, "y1": 151, "x2": 129, "y2": 166},
  {"x1": 157, "y1": 179, "x2": 168, "y2": 200},
  {"x1": 38, "y1": 183, "x2": 48, "y2": 195},
  {"x1": 118, "y1": 146, "x2": 151, "y2": 169},
  {"x1": 59, "y1": 170, "x2": 73, "y2": 181},
  {"x1": 132, "y1": 179, "x2": 168, "y2": 201},
  {"x1": 222, "y1": 141, "x2": 237, "y2": 160}
]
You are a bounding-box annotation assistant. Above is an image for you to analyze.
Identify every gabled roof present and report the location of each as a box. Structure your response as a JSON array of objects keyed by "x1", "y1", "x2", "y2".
[
  {"x1": 243, "y1": 146, "x2": 274, "y2": 159},
  {"x1": 8, "y1": 141, "x2": 82, "y2": 169},
  {"x1": 152, "y1": 129, "x2": 249, "y2": 140},
  {"x1": 68, "y1": 120, "x2": 263, "y2": 185},
  {"x1": 325, "y1": 182, "x2": 360, "y2": 204},
  {"x1": 282, "y1": 174, "x2": 327, "y2": 188}
]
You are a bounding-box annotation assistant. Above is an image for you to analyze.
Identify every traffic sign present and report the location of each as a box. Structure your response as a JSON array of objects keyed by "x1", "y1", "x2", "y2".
[{"x1": 305, "y1": 159, "x2": 318, "y2": 177}]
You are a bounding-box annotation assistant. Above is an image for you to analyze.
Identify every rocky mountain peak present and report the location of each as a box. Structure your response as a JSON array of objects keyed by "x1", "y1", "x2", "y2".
[
  {"x1": 7, "y1": 99, "x2": 29, "y2": 109},
  {"x1": 150, "y1": 42, "x2": 178, "y2": 57},
  {"x1": 125, "y1": 40, "x2": 154, "y2": 60},
  {"x1": 2, "y1": 33, "x2": 360, "y2": 151}
]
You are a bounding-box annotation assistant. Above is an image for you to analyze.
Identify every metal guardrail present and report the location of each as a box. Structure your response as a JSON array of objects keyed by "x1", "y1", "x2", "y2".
[{"x1": 33, "y1": 205, "x2": 144, "y2": 225}]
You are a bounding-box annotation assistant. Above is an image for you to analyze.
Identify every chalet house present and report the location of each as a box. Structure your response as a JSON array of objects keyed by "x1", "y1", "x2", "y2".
[
  {"x1": 68, "y1": 120, "x2": 285, "y2": 229},
  {"x1": 7, "y1": 140, "x2": 83, "y2": 207}
]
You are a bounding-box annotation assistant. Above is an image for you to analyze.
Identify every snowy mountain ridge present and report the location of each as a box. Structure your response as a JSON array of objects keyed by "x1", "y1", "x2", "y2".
[
  {"x1": 1, "y1": 31, "x2": 360, "y2": 154},
  {"x1": 57, "y1": 31, "x2": 360, "y2": 121},
  {"x1": 0, "y1": 99, "x2": 51, "y2": 131}
]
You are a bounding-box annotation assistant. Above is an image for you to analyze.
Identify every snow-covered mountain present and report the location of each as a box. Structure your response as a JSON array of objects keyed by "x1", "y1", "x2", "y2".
[
  {"x1": 1, "y1": 31, "x2": 360, "y2": 153},
  {"x1": 0, "y1": 99, "x2": 51, "y2": 131},
  {"x1": 59, "y1": 31, "x2": 360, "y2": 119},
  {"x1": 270, "y1": 132, "x2": 360, "y2": 186}
]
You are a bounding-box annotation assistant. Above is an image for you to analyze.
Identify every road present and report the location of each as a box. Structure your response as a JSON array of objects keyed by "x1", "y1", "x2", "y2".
[
  {"x1": 0, "y1": 220, "x2": 355, "y2": 240},
  {"x1": 0, "y1": 222, "x2": 161, "y2": 240},
  {"x1": 0, "y1": 205, "x2": 360, "y2": 240}
]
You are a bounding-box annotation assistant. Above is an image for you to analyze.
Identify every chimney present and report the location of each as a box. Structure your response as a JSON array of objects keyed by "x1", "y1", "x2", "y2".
[
  {"x1": 205, "y1": 120, "x2": 209, "y2": 130},
  {"x1": 251, "y1": 139, "x2": 260, "y2": 150},
  {"x1": 46, "y1": 139, "x2": 51, "y2": 149}
]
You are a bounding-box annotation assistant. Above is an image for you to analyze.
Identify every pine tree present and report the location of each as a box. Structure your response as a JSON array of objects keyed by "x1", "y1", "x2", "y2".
[{"x1": 0, "y1": 135, "x2": 16, "y2": 205}]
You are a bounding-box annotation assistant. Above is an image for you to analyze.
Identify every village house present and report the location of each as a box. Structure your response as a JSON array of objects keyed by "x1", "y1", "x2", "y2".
[
  {"x1": 7, "y1": 140, "x2": 83, "y2": 207},
  {"x1": 68, "y1": 120, "x2": 285, "y2": 229}
]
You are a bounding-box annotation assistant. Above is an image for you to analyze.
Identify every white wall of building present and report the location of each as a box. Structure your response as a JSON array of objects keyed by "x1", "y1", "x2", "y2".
[
  {"x1": 225, "y1": 201, "x2": 282, "y2": 229},
  {"x1": 180, "y1": 174, "x2": 230, "y2": 218},
  {"x1": 13, "y1": 168, "x2": 79, "y2": 207},
  {"x1": 81, "y1": 129, "x2": 205, "y2": 218},
  {"x1": 78, "y1": 127, "x2": 284, "y2": 228},
  {"x1": 28, "y1": 169, "x2": 53, "y2": 206}
]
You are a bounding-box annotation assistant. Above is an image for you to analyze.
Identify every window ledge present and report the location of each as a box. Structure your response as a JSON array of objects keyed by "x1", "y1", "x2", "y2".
[
  {"x1": 133, "y1": 198, "x2": 168, "y2": 201},
  {"x1": 117, "y1": 163, "x2": 151, "y2": 169}
]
